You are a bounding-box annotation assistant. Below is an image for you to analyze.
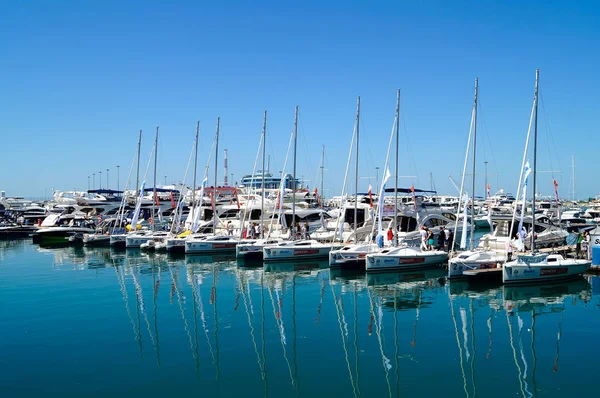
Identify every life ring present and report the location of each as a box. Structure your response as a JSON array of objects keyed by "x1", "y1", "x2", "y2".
[{"x1": 149, "y1": 217, "x2": 154, "y2": 225}]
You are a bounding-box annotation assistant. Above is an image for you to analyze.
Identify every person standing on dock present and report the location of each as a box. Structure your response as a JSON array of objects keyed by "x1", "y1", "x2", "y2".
[
  {"x1": 419, "y1": 226, "x2": 427, "y2": 251},
  {"x1": 437, "y1": 226, "x2": 445, "y2": 250},
  {"x1": 505, "y1": 238, "x2": 514, "y2": 261},
  {"x1": 576, "y1": 231, "x2": 584, "y2": 259}
]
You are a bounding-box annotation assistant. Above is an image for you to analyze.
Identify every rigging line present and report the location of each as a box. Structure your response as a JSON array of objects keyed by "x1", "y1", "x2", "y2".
[
  {"x1": 469, "y1": 299, "x2": 477, "y2": 398},
  {"x1": 168, "y1": 265, "x2": 198, "y2": 366},
  {"x1": 131, "y1": 265, "x2": 158, "y2": 354},
  {"x1": 152, "y1": 264, "x2": 162, "y2": 368},
  {"x1": 554, "y1": 311, "x2": 563, "y2": 373},
  {"x1": 394, "y1": 289, "x2": 400, "y2": 398},
  {"x1": 367, "y1": 287, "x2": 393, "y2": 398},
  {"x1": 486, "y1": 308, "x2": 494, "y2": 359},
  {"x1": 292, "y1": 274, "x2": 300, "y2": 398},
  {"x1": 113, "y1": 151, "x2": 137, "y2": 234},
  {"x1": 212, "y1": 263, "x2": 220, "y2": 382},
  {"x1": 531, "y1": 311, "x2": 538, "y2": 398},
  {"x1": 401, "y1": 116, "x2": 418, "y2": 187},
  {"x1": 297, "y1": 118, "x2": 317, "y2": 189},
  {"x1": 260, "y1": 272, "x2": 269, "y2": 396},
  {"x1": 239, "y1": 133, "x2": 265, "y2": 234},
  {"x1": 267, "y1": 280, "x2": 295, "y2": 387},
  {"x1": 115, "y1": 265, "x2": 139, "y2": 348},
  {"x1": 516, "y1": 313, "x2": 532, "y2": 398},
  {"x1": 237, "y1": 269, "x2": 264, "y2": 377},
  {"x1": 539, "y1": 91, "x2": 562, "y2": 181},
  {"x1": 194, "y1": 273, "x2": 216, "y2": 365},
  {"x1": 506, "y1": 310, "x2": 527, "y2": 398},
  {"x1": 330, "y1": 118, "x2": 357, "y2": 245},
  {"x1": 477, "y1": 98, "x2": 500, "y2": 190},
  {"x1": 171, "y1": 139, "x2": 196, "y2": 234},
  {"x1": 189, "y1": 267, "x2": 201, "y2": 377},
  {"x1": 449, "y1": 293, "x2": 470, "y2": 398},
  {"x1": 330, "y1": 280, "x2": 358, "y2": 398},
  {"x1": 268, "y1": 126, "x2": 295, "y2": 235},
  {"x1": 359, "y1": 114, "x2": 377, "y2": 184},
  {"x1": 353, "y1": 283, "x2": 361, "y2": 398}
]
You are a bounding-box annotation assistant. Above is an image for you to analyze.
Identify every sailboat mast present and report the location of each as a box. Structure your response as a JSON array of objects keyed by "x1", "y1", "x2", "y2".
[
  {"x1": 214, "y1": 117, "x2": 220, "y2": 233},
  {"x1": 470, "y1": 78, "x2": 478, "y2": 250},
  {"x1": 484, "y1": 161, "x2": 488, "y2": 198},
  {"x1": 191, "y1": 121, "x2": 199, "y2": 230},
  {"x1": 136, "y1": 130, "x2": 142, "y2": 194},
  {"x1": 153, "y1": 126, "x2": 159, "y2": 232},
  {"x1": 292, "y1": 106, "x2": 298, "y2": 240},
  {"x1": 394, "y1": 89, "x2": 400, "y2": 245},
  {"x1": 531, "y1": 69, "x2": 539, "y2": 252},
  {"x1": 320, "y1": 145, "x2": 325, "y2": 207},
  {"x1": 354, "y1": 96, "x2": 360, "y2": 238},
  {"x1": 261, "y1": 110, "x2": 267, "y2": 238},
  {"x1": 571, "y1": 154, "x2": 575, "y2": 201}
]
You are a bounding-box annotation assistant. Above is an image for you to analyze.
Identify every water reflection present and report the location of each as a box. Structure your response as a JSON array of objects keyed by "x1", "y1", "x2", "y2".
[{"x1": 6, "y1": 242, "x2": 600, "y2": 397}]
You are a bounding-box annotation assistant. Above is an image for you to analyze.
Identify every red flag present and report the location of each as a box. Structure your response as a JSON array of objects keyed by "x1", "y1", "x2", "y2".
[
  {"x1": 487, "y1": 184, "x2": 491, "y2": 198},
  {"x1": 368, "y1": 184, "x2": 373, "y2": 207},
  {"x1": 154, "y1": 191, "x2": 160, "y2": 206},
  {"x1": 410, "y1": 185, "x2": 415, "y2": 193},
  {"x1": 169, "y1": 191, "x2": 176, "y2": 208}
]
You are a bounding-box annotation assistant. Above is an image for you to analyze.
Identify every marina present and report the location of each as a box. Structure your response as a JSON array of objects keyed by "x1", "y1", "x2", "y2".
[
  {"x1": 2, "y1": 2, "x2": 600, "y2": 396},
  {"x1": 2, "y1": 239, "x2": 600, "y2": 397}
]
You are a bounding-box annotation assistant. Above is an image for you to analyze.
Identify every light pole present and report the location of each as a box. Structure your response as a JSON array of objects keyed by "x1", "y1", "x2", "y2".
[
  {"x1": 231, "y1": 173, "x2": 234, "y2": 187},
  {"x1": 164, "y1": 175, "x2": 167, "y2": 186},
  {"x1": 88, "y1": 176, "x2": 90, "y2": 191},
  {"x1": 99, "y1": 171, "x2": 102, "y2": 189},
  {"x1": 375, "y1": 167, "x2": 380, "y2": 193},
  {"x1": 117, "y1": 165, "x2": 120, "y2": 192},
  {"x1": 93, "y1": 173, "x2": 96, "y2": 189},
  {"x1": 106, "y1": 168, "x2": 109, "y2": 189}
]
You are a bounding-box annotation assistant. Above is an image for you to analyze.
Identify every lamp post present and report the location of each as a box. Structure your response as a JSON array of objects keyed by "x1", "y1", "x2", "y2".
[
  {"x1": 106, "y1": 168, "x2": 109, "y2": 189},
  {"x1": 88, "y1": 176, "x2": 90, "y2": 191},
  {"x1": 99, "y1": 171, "x2": 102, "y2": 189},
  {"x1": 117, "y1": 165, "x2": 120, "y2": 192},
  {"x1": 164, "y1": 175, "x2": 167, "y2": 186},
  {"x1": 93, "y1": 173, "x2": 96, "y2": 189}
]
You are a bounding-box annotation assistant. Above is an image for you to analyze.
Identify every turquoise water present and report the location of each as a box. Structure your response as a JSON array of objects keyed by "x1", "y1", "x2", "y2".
[{"x1": 2, "y1": 239, "x2": 600, "y2": 397}]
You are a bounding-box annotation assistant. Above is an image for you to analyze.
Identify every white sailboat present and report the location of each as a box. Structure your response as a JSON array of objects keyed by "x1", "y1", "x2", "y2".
[
  {"x1": 365, "y1": 90, "x2": 447, "y2": 272},
  {"x1": 185, "y1": 117, "x2": 239, "y2": 254},
  {"x1": 503, "y1": 70, "x2": 591, "y2": 284},
  {"x1": 261, "y1": 106, "x2": 339, "y2": 261},
  {"x1": 448, "y1": 78, "x2": 504, "y2": 278}
]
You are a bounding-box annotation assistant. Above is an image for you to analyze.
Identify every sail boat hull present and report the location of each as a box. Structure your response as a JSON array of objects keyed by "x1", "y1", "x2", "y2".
[
  {"x1": 366, "y1": 248, "x2": 448, "y2": 272},
  {"x1": 503, "y1": 255, "x2": 591, "y2": 284}
]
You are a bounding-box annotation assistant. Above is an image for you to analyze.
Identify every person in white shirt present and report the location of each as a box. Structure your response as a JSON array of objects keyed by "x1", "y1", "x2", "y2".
[{"x1": 419, "y1": 226, "x2": 428, "y2": 251}]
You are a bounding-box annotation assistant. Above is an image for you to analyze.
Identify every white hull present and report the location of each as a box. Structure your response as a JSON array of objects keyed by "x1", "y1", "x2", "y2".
[
  {"x1": 185, "y1": 237, "x2": 239, "y2": 254},
  {"x1": 366, "y1": 248, "x2": 448, "y2": 272},
  {"x1": 126, "y1": 235, "x2": 153, "y2": 248},
  {"x1": 236, "y1": 238, "x2": 284, "y2": 259},
  {"x1": 329, "y1": 243, "x2": 380, "y2": 266},
  {"x1": 448, "y1": 250, "x2": 505, "y2": 278},
  {"x1": 110, "y1": 234, "x2": 126, "y2": 246},
  {"x1": 263, "y1": 241, "x2": 336, "y2": 261},
  {"x1": 503, "y1": 260, "x2": 591, "y2": 284}
]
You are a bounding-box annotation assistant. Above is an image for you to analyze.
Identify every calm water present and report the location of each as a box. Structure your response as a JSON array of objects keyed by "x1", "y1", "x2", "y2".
[{"x1": 1, "y1": 240, "x2": 600, "y2": 397}]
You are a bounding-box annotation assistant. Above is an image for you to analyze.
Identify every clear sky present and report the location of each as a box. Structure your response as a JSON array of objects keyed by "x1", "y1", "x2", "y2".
[{"x1": 1, "y1": 1, "x2": 598, "y2": 200}]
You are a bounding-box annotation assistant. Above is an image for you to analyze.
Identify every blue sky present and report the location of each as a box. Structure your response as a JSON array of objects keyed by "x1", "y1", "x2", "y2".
[{"x1": 1, "y1": 1, "x2": 598, "y2": 200}]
